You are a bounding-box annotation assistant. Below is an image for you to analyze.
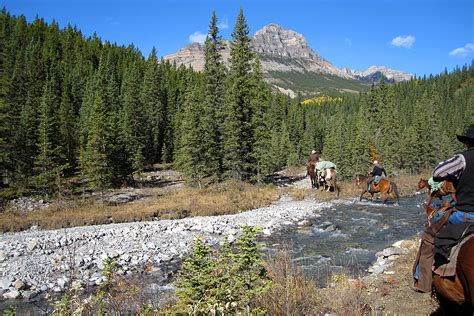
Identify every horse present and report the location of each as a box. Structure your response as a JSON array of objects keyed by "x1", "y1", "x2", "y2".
[
  {"x1": 354, "y1": 174, "x2": 399, "y2": 204},
  {"x1": 417, "y1": 178, "x2": 456, "y2": 207},
  {"x1": 317, "y1": 168, "x2": 340, "y2": 197},
  {"x1": 420, "y1": 203, "x2": 474, "y2": 314},
  {"x1": 433, "y1": 239, "x2": 474, "y2": 315}
]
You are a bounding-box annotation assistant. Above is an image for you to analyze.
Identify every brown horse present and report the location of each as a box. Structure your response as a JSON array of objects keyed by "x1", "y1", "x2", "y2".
[
  {"x1": 355, "y1": 174, "x2": 399, "y2": 204},
  {"x1": 417, "y1": 178, "x2": 456, "y2": 207},
  {"x1": 433, "y1": 239, "x2": 474, "y2": 314},
  {"x1": 421, "y1": 203, "x2": 474, "y2": 314}
]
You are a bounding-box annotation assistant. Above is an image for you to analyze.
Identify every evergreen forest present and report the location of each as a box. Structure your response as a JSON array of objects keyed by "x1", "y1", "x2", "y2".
[{"x1": 1, "y1": 8, "x2": 473, "y2": 198}]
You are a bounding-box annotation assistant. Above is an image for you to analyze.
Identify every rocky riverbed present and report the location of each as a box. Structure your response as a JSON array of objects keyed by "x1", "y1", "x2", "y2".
[{"x1": 0, "y1": 197, "x2": 334, "y2": 302}]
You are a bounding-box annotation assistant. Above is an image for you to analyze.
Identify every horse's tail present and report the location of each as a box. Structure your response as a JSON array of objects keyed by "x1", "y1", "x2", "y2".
[
  {"x1": 336, "y1": 184, "x2": 340, "y2": 197},
  {"x1": 391, "y1": 182, "x2": 400, "y2": 203}
]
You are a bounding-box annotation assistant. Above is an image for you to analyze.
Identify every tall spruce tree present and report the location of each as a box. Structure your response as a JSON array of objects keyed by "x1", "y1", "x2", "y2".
[
  {"x1": 223, "y1": 8, "x2": 255, "y2": 180},
  {"x1": 120, "y1": 61, "x2": 145, "y2": 176},
  {"x1": 175, "y1": 77, "x2": 209, "y2": 186},
  {"x1": 141, "y1": 47, "x2": 164, "y2": 164},
  {"x1": 0, "y1": 13, "x2": 11, "y2": 184},
  {"x1": 249, "y1": 57, "x2": 273, "y2": 179},
  {"x1": 79, "y1": 59, "x2": 114, "y2": 190},
  {"x1": 32, "y1": 73, "x2": 68, "y2": 196},
  {"x1": 203, "y1": 11, "x2": 226, "y2": 178}
]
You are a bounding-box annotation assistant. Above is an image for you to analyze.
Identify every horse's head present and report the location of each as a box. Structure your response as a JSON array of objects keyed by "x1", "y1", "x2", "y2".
[
  {"x1": 354, "y1": 174, "x2": 366, "y2": 187},
  {"x1": 416, "y1": 178, "x2": 428, "y2": 192}
]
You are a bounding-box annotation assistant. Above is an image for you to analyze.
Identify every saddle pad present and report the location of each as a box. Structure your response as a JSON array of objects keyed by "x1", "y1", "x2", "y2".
[
  {"x1": 434, "y1": 234, "x2": 474, "y2": 277},
  {"x1": 315, "y1": 161, "x2": 336, "y2": 171},
  {"x1": 428, "y1": 177, "x2": 444, "y2": 192}
]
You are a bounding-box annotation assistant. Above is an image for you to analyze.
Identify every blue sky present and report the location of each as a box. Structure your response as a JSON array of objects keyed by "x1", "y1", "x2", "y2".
[{"x1": 3, "y1": 0, "x2": 473, "y2": 76}]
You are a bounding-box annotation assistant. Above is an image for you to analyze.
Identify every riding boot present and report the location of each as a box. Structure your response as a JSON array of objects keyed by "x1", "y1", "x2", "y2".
[{"x1": 413, "y1": 206, "x2": 453, "y2": 292}]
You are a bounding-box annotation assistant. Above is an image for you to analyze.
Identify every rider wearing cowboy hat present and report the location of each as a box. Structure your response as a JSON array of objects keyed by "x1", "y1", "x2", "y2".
[
  {"x1": 413, "y1": 124, "x2": 474, "y2": 293},
  {"x1": 367, "y1": 160, "x2": 387, "y2": 191},
  {"x1": 432, "y1": 124, "x2": 474, "y2": 212},
  {"x1": 309, "y1": 150, "x2": 319, "y2": 167}
]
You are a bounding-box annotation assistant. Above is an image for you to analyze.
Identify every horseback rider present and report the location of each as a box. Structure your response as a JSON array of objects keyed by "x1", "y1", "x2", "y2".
[
  {"x1": 309, "y1": 150, "x2": 319, "y2": 167},
  {"x1": 413, "y1": 124, "x2": 474, "y2": 293},
  {"x1": 367, "y1": 160, "x2": 387, "y2": 192}
]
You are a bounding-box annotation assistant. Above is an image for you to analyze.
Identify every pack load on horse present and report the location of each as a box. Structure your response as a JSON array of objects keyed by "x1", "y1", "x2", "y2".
[
  {"x1": 315, "y1": 160, "x2": 339, "y2": 196},
  {"x1": 355, "y1": 174, "x2": 399, "y2": 204},
  {"x1": 307, "y1": 150, "x2": 320, "y2": 189},
  {"x1": 416, "y1": 177, "x2": 456, "y2": 207},
  {"x1": 413, "y1": 124, "x2": 474, "y2": 314}
]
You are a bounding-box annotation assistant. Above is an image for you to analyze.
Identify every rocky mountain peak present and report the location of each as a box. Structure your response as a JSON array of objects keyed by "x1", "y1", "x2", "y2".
[
  {"x1": 252, "y1": 23, "x2": 325, "y2": 62},
  {"x1": 353, "y1": 65, "x2": 413, "y2": 82}
]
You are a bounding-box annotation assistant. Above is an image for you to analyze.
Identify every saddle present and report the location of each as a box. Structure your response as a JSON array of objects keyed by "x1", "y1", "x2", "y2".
[
  {"x1": 434, "y1": 234, "x2": 474, "y2": 277},
  {"x1": 413, "y1": 204, "x2": 474, "y2": 292}
]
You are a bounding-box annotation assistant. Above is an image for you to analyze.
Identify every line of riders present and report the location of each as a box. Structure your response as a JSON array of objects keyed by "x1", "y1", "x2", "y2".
[
  {"x1": 306, "y1": 124, "x2": 474, "y2": 313},
  {"x1": 307, "y1": 150, "x2": 398, "y2": 202}
]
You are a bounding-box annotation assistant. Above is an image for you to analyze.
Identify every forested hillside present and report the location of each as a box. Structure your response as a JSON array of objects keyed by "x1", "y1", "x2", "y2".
[{"x1": 0, "y1": 8, "x2": 473, "y2": 199}]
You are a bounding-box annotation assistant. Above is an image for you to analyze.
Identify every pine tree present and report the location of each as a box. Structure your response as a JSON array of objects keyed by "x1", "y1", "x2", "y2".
[
  {"x1": 120, "y1": 61, "x2": 145, "y2": 176},
  {"x1": 175, "y1": 78, "x2": 208, "y2": 186},
  {"x1": 379, "y1": 86, "x2": 401, "y2": 171},
  {"x1": 140, "y1": 47, "x2": 164, "y2": 164},
  {"x1": 223, "y1": 8, "x2": 255, "y2": 180},
  {"x1": 58, "y1": 79, "x2": 77, "y2": 173},
  {"x1": 203, "y1": 11, "x2": 226, "y2": 178},
  {"x1": 224, "y1": 225, "x2": 271, "y2": 315},
  {"x1": 350, "y1": 94, "x2": 371, "y2": 175},
  {"x1": 323, "y1": 110, "x2": 346, "y2": 176},
  {"x1": 79, "y1": 63, "x2": 114, "y2": 190},
  {"x1": 174, "y1": 238, "x2": 218, "y2": 315},
  {"x1": 32, "y1": 73, "x2": 68, "y2": 196},
  {"x1": 0, "y1": 13, "x2": 12, "y2": 185},
  {"x1": 250, "y1": 57, "x2": 273, "y2": 179}
]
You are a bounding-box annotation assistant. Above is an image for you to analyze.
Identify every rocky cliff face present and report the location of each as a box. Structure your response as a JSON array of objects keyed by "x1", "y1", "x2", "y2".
[
  {"x1": 251, "y1": 24, "x2": 352, "y2": 78},
  {"x1": 343, "y1": 65, "x2": 412, "y2": 83},
  {"x1": 163, "y1": 24, "x2": 412, "y2": 95}
]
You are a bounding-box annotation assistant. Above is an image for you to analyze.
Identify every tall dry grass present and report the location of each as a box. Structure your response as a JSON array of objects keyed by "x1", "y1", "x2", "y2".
[
  {"x1": 321, "y1": 272, "x2": 372, "y2": 315},
  {"x1": 257, "y1": 247, "x2": 322, "y2": 315},
  {"x1": 0, "y1": 180, "x2": 279, "y2": 232}
]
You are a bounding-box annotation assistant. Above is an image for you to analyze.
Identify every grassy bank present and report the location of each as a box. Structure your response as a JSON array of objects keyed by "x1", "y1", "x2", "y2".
[
  {"x1": 0, "y1": 168, "x2": 431, "y2": 233},
  {"x1": 0, "y1": 181, "x2": 279, "y2": 232}
]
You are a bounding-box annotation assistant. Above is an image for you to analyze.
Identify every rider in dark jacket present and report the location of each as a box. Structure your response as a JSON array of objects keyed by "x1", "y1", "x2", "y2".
[
  {"x1": 367, "y1": 160, "x2": 387, "y2": 191},
  {"x1": 413, "y1": 124, "x2": 474, "y2": 293},
  {"x1": 309, "y1": 150, "x2": 319, "y2": 167}
]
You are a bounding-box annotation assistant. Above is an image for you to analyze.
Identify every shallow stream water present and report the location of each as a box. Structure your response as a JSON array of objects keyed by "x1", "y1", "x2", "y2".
[
  {"x1": 262, "y1": 195, "x2": 429, "y2": 284},
  {"x1": 2, "y1": 195, "x2": 432, "y2": 314}
]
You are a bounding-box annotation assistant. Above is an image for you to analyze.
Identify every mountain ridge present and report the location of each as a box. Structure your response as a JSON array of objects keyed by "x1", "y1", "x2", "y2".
[{"x1": 163, "y1": 23, "x2": 412, "y2": 96}]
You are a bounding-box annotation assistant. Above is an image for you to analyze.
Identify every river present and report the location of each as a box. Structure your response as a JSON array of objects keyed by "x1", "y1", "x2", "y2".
[
  {"x1": 1, "y1": 195, "x2": 431, "y2": 314},
  {"x1": 262, "y1": 195, "x2": 428, "y2": 284}
]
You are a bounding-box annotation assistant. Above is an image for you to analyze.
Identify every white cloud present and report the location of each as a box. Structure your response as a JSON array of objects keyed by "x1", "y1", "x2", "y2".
[
  {"x1": 345, "y1": 37, "x2": 352, "y2": 46},
  {"x1": 218, "y1": 17, "x2": 229, "y2": 30},
  {"x1": 189, "y1": 31, "x2": 207, "y2": 44},
  {"x1": 391, "y1": 35, "x2": 415, "y2": 48},
  {"x1": 449, "y1": 43, "x2": 474, "y2": 57}
]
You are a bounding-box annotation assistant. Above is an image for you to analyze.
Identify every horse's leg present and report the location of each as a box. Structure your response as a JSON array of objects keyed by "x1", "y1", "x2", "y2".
[
  {"x1": 427, "y1": 194, "x2": 433, "y2": 207},
  {"x1": 381, "y1": 191, "x2": 387, "y2": 204},
  {"x1": 359, "y1": 190, "x2": 365, "y2": 201}
]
